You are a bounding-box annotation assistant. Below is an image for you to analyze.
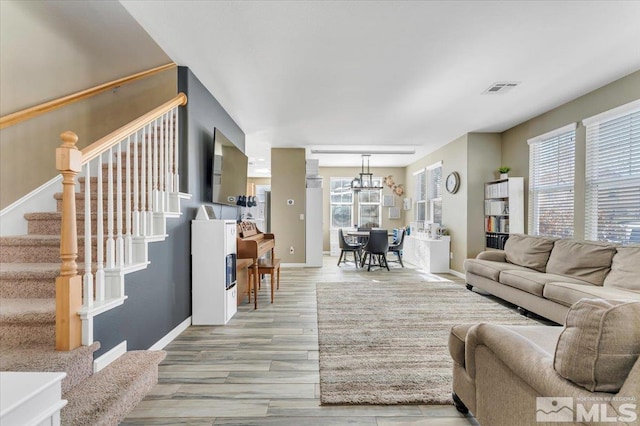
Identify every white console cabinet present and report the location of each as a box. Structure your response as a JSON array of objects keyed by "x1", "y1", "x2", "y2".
[
  {"x1": 191, "y1": 215, "x2": 238, "y2": 325},
  {"x1": 403, "y1": 235, "x2": 450, "y2": 273}
]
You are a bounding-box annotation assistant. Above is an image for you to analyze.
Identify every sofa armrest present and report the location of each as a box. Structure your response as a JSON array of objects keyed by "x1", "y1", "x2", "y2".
[
  {"x1": 465, "y1": 324, "x2": 614, "y2": 399},
  {"x1": 476, "y1": 250, "x2": 506, "y2": 262}
]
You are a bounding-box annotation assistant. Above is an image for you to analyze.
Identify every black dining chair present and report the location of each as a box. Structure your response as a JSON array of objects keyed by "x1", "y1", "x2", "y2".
[
  {"x1": 388, "y1": 229, "x2": 406, "y2": 267},
  {"x1": 337, "y1": 228, "x2": 362, "y2": 267},
  {"x1": 360, "y1": 229, "x2": 390, "y2": 271}
]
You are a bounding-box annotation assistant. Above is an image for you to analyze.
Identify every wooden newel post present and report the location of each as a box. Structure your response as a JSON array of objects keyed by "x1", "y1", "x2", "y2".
[{"x1": 55, "y1": 131, "x2": 83, "y2": 351}]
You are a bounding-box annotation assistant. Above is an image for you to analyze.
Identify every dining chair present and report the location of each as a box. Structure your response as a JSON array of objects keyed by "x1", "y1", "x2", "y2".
[
  {"x1": 337, "y1": 228, "x2": 362, "y2": 267},
  {"x1": 388, "y1": 229, "x2": 406, "y2": 267},
  {"x1": 360, "y1": 229, "x2": 390, "y2": 271}
]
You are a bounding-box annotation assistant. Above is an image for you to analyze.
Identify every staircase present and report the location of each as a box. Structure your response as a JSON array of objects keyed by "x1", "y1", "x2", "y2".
[{"x1": 0, "y1": 94, "x2": 188, "y2": 425}]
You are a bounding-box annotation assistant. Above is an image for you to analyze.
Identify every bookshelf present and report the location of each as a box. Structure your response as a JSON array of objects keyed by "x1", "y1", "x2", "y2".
[{"x1": 484, "y1": 177, "x2": 524, "y2": 250}]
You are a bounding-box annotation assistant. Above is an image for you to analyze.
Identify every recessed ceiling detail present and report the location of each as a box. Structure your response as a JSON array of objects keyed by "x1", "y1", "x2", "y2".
[{"x1": 482, "y1": 81, "x2": 521, "y2": 95}]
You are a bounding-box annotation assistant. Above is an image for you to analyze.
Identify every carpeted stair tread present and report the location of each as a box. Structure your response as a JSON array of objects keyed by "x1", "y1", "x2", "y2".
[
  {"x1": 0, "y1": 263, "x2": 59, "y2": 298},
  {"x1": 0, "y1": 342, "x2": 100, "y2": 393},
  {"x1": 0, "y1": 298, "x2": 55, "y2": 324},
  {"x1": 0, "y1": 234, "x2": 61, "y2": 244},
  {"x1": 62, "y1": 350, "x2": 166, "y2": 426},
  {"x1": 0, "y1": 262, "x2": 60, "y2": 278}
]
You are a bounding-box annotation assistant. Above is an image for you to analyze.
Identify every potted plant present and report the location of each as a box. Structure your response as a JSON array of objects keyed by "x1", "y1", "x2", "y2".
[{"x1": 498, "y1": 166, "x2": 511, "y2": 179}]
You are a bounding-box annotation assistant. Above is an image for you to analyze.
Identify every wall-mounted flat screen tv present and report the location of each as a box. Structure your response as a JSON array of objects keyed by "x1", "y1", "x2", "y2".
[{"x1": 209, "y1": 128, "x2": 248, "y2": 206}]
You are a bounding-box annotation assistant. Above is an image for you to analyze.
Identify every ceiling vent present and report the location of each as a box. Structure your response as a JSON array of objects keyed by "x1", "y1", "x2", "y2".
[{"x1": 482, "y1": 81, "x2": 520, "y2": 95}]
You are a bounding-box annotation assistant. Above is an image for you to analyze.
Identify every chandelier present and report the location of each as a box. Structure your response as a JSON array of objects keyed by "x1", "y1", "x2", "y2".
[{"x1": 350, "y1": 154, "x2": 383, "y2": 192}]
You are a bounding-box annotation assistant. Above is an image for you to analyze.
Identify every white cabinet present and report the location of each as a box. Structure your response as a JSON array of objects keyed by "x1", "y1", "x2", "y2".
[
  {"x1": 191, "y1": 218, "x2": 238, "y2": 325},
  {"x1": 306, "y1": 187, "x2": 323, "y2": 267},
  {"x1": 403, "y1": 235, "x2": 450, "y2": 273},
  {"x1": 0, "y1": 372, "x2": 66, "y2": 426}
]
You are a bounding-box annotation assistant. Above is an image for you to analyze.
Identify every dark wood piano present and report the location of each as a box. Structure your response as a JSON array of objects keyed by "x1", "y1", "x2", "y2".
[{"x1": 236, "y1": 221, "x2": 275, "y2": 309}]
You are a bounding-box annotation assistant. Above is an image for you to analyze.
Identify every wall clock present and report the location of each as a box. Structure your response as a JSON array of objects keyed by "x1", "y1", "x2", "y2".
[{"x1": 445, "y1": 172, "x2": 460, "y2": 194}]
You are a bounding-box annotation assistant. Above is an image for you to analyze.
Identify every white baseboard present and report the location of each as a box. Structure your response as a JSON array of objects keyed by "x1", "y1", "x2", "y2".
[
  {"x1": 0, "y1": 175, "x2": 60, "y2": 236},
  {"x1": 93, "y1": 340, "x2": 127, "y2": 372},
  {"x1": 149, "y1": 316, "x2": 191, "y2": 351},
  {"x1": 449, "y1": 269, "x2": 466, "y2": 279}
]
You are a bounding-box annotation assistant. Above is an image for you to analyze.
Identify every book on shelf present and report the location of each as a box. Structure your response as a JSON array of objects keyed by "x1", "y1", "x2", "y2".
[
  {"x1": 485, "y1": 232, "x2": 510, "y2": 250},
  {"x1": 484, "y1": 181, "x2": 509, "y2": 198},
  {"x1": 485, "y1": 216, "x2": 510, "y2": 233},
  {"x1": 484, "y1": 200, "x2": 509, "y2": 215}
]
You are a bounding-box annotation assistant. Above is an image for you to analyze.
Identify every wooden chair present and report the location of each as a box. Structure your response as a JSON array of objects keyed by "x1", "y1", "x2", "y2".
[{"x1": 248, "y1": 258, "x2": 281, "y2": 305}]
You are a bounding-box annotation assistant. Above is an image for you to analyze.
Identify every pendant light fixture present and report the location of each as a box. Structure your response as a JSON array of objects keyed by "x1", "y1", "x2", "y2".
[{"x1": 350, "y1": 154, "x2": 383, "y2": 192}]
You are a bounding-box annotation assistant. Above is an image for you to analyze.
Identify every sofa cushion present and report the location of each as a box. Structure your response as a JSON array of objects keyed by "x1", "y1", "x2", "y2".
[
  {"x1": 543, "y1": 282, "x2": 640, "y2": 308},
  {"x1": 499, "y1": 270, "x2": 591, "y2": 297},
  {"x1": 603, "y1": 245, "x2": 640, "y2": 293},
  {"x1": 503, "y1": 234, "x2": 557, "y2": 272},
  {"x1": 554, "y1": 299, "x2": 640, "y2": 392},
  {"x1": 545, "y1": 239, "x2": 617, "y2": 286},
  {"x1": 464, "y1": 259, "x2": 532, "y2": 281}
]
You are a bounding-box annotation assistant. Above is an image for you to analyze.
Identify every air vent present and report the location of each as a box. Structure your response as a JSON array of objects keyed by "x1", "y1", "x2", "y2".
[{"x1": 482, "y1": 81, "x2": 520, "y2": 95}]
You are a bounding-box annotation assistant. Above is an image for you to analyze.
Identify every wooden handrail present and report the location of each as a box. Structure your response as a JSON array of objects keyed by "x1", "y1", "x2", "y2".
[
  {"x1": 81, "y1": 92, "x2": 187, "y2": 164},
  {"x1": 0, "y1": 63, "x2": 176, "y2": 130}
]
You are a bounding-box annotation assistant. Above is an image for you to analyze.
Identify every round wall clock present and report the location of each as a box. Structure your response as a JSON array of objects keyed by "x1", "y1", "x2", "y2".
[{"x1": 445, "y1": 171, "x2": 460, "y2": 194}]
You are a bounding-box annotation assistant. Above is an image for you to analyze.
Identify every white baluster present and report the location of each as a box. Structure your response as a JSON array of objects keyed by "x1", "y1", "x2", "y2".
[
  {"x1": 95, "y1": 154, "x2": 105, "y2": 301},
  {"x1": 125, "y1": 135, "x2": 133, "y2": 265},
  {"x1": 173, "y1": 109, "x2": 180, "y2": 192},
  {"x1": 116, "y1": 140, "x2": 124, "y2": 267},
  {"x1": 83, "y1": 165, "x2": 93, "y2": 308},
  {"x1": 153, "y1": 118, "x2": 159, "y2": 213},
  {"x1": 159, "y1": 115, "x2": 166, "y2": 212},
  {"x1": 147, "y1": 122, "x2": 154, "y2": 235},
  {"x1": 133, "y1": 131, "x2": 140, "y2": 237},
  {"x1": 140, "y1": 126, "x2": 147, "y2": 237},
  {"x1": 167, "y1": 112, "x2": 174, "y2": 194},
  {"x1": 106, "y1": 148, "x2": 115, "y2": 269}
]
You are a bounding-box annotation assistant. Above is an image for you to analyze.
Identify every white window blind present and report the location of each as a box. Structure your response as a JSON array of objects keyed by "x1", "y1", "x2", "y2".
[
  {"x1": 584, "y1": 101, "x2": 640, "y2": 244},
  {"x1": 528, "y1": 124, "x2": 576, "y2": 238},
  {"x1": 414, "y1": 169, "x2": 426, "y2": 223},
  {"x1": 427, "y1": 162, "x2": 442, "y2": 224}
]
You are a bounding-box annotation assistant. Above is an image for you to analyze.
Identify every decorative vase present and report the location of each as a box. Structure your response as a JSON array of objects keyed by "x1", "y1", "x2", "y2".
[{"x1": 500, "y1": 173, "x2": 509, "y2": 179}]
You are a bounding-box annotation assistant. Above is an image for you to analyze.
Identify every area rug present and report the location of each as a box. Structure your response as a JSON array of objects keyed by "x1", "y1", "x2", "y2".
[{"x1": 316, "y1": 280, "x2": 539, "y2": 405}]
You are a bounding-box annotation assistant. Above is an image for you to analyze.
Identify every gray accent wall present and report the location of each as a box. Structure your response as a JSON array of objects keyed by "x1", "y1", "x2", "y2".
[{"x1": 93, "y1": 67, "x2": 245, "y2": 357}]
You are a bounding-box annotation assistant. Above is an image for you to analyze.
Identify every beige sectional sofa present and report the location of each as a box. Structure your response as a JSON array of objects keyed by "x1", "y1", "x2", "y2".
[
  {"x1": 464, "y1": 234, "x2": 640, "y2": 324},
  {"x1": 449, "y1": 299, "x2": 640, "y2": 426}
]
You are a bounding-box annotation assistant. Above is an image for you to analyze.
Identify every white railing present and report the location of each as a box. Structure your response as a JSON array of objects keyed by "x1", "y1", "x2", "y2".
[{"x1": 55, "y1": 93, "x2": 187, "y2": 349}]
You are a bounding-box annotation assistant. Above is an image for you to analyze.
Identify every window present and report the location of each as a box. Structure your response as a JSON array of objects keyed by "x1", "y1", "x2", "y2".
[
  {"x1": 528, "y1": 123, "x2": 576, "y2": 238},
  {"x1": 426, "y1": 162, "x2": 443, "y2": 224},
  {"x1": 330, "y1": 178, "x2": 353, "y2": 228},
  {"x1": 584, "y1": 100, "x2": 640, "y2": 244},
  {"x1": 358, "y1": 179, "x2": 382, "y2": 228},
  {"x1": 414, "y1": 168, "x2": 426, "y2": 227}
]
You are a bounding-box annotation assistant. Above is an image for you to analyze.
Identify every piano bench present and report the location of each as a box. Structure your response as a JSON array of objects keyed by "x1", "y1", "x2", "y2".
[{"x1": 248, "y1": 258, "x2": 281, "y2": 304}]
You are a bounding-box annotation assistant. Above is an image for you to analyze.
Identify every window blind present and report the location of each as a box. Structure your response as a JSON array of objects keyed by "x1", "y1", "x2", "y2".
[
  {"x1": 584, "y1": 103, "x2": 640, "y2": 244},
  {"x1": 528, "y1": 124, "x2": 576, "y2": 238}
]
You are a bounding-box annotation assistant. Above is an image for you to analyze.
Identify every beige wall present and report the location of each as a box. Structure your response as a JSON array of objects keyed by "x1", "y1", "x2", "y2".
[
  {"x1": 318, "y1": 166, "x2": 406, "y2": 251},
  {"x1": 405, "y1": 135, "x2": 470, "y2": 272},
  {"x1": 467, "y1": 133, "x2": 502, "y2": 258},
  {"x1": 502, "y1": 70, "x2": 640, "y2": 239},
  {"x1": 271, "y1": 148, "x2": 306, "y2": 263},
  {"x1": 0, "y1": 0, "x2": 175, "y2": 209}
]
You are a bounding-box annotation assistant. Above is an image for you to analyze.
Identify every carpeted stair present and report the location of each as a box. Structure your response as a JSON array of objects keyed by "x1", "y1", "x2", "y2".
[{"x1": 0, "y1": 156, "x2": 166, "y2": 424}]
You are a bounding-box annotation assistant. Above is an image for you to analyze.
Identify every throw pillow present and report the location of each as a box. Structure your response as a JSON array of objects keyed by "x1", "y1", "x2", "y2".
[
  {"x1": 545, "y1": 239, "x2": 616, "y2": 286},
  {"x1": 504, "y1": 234, "x2": 556, "y2": 272},
  {"x1": 603, "y1": 245, "x2": 640, "y2": 292},
  {"x1": 554, "y1": 299, "x2": 640, "y2": 392}
]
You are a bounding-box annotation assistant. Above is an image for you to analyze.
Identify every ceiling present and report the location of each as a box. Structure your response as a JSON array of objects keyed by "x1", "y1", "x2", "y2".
[{"x1": 120, "y1": 1, "x2": 640, "y2": 177}]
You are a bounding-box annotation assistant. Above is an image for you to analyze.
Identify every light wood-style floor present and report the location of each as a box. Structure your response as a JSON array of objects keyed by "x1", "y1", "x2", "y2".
[{"x1": 122, "y1": 256, "x2": 480, "y2": 425}]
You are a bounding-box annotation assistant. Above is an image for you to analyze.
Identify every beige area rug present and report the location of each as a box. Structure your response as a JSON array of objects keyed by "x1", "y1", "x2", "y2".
[{"x1": 316, "y1": 280, "x2": 538, "y2": 405}]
